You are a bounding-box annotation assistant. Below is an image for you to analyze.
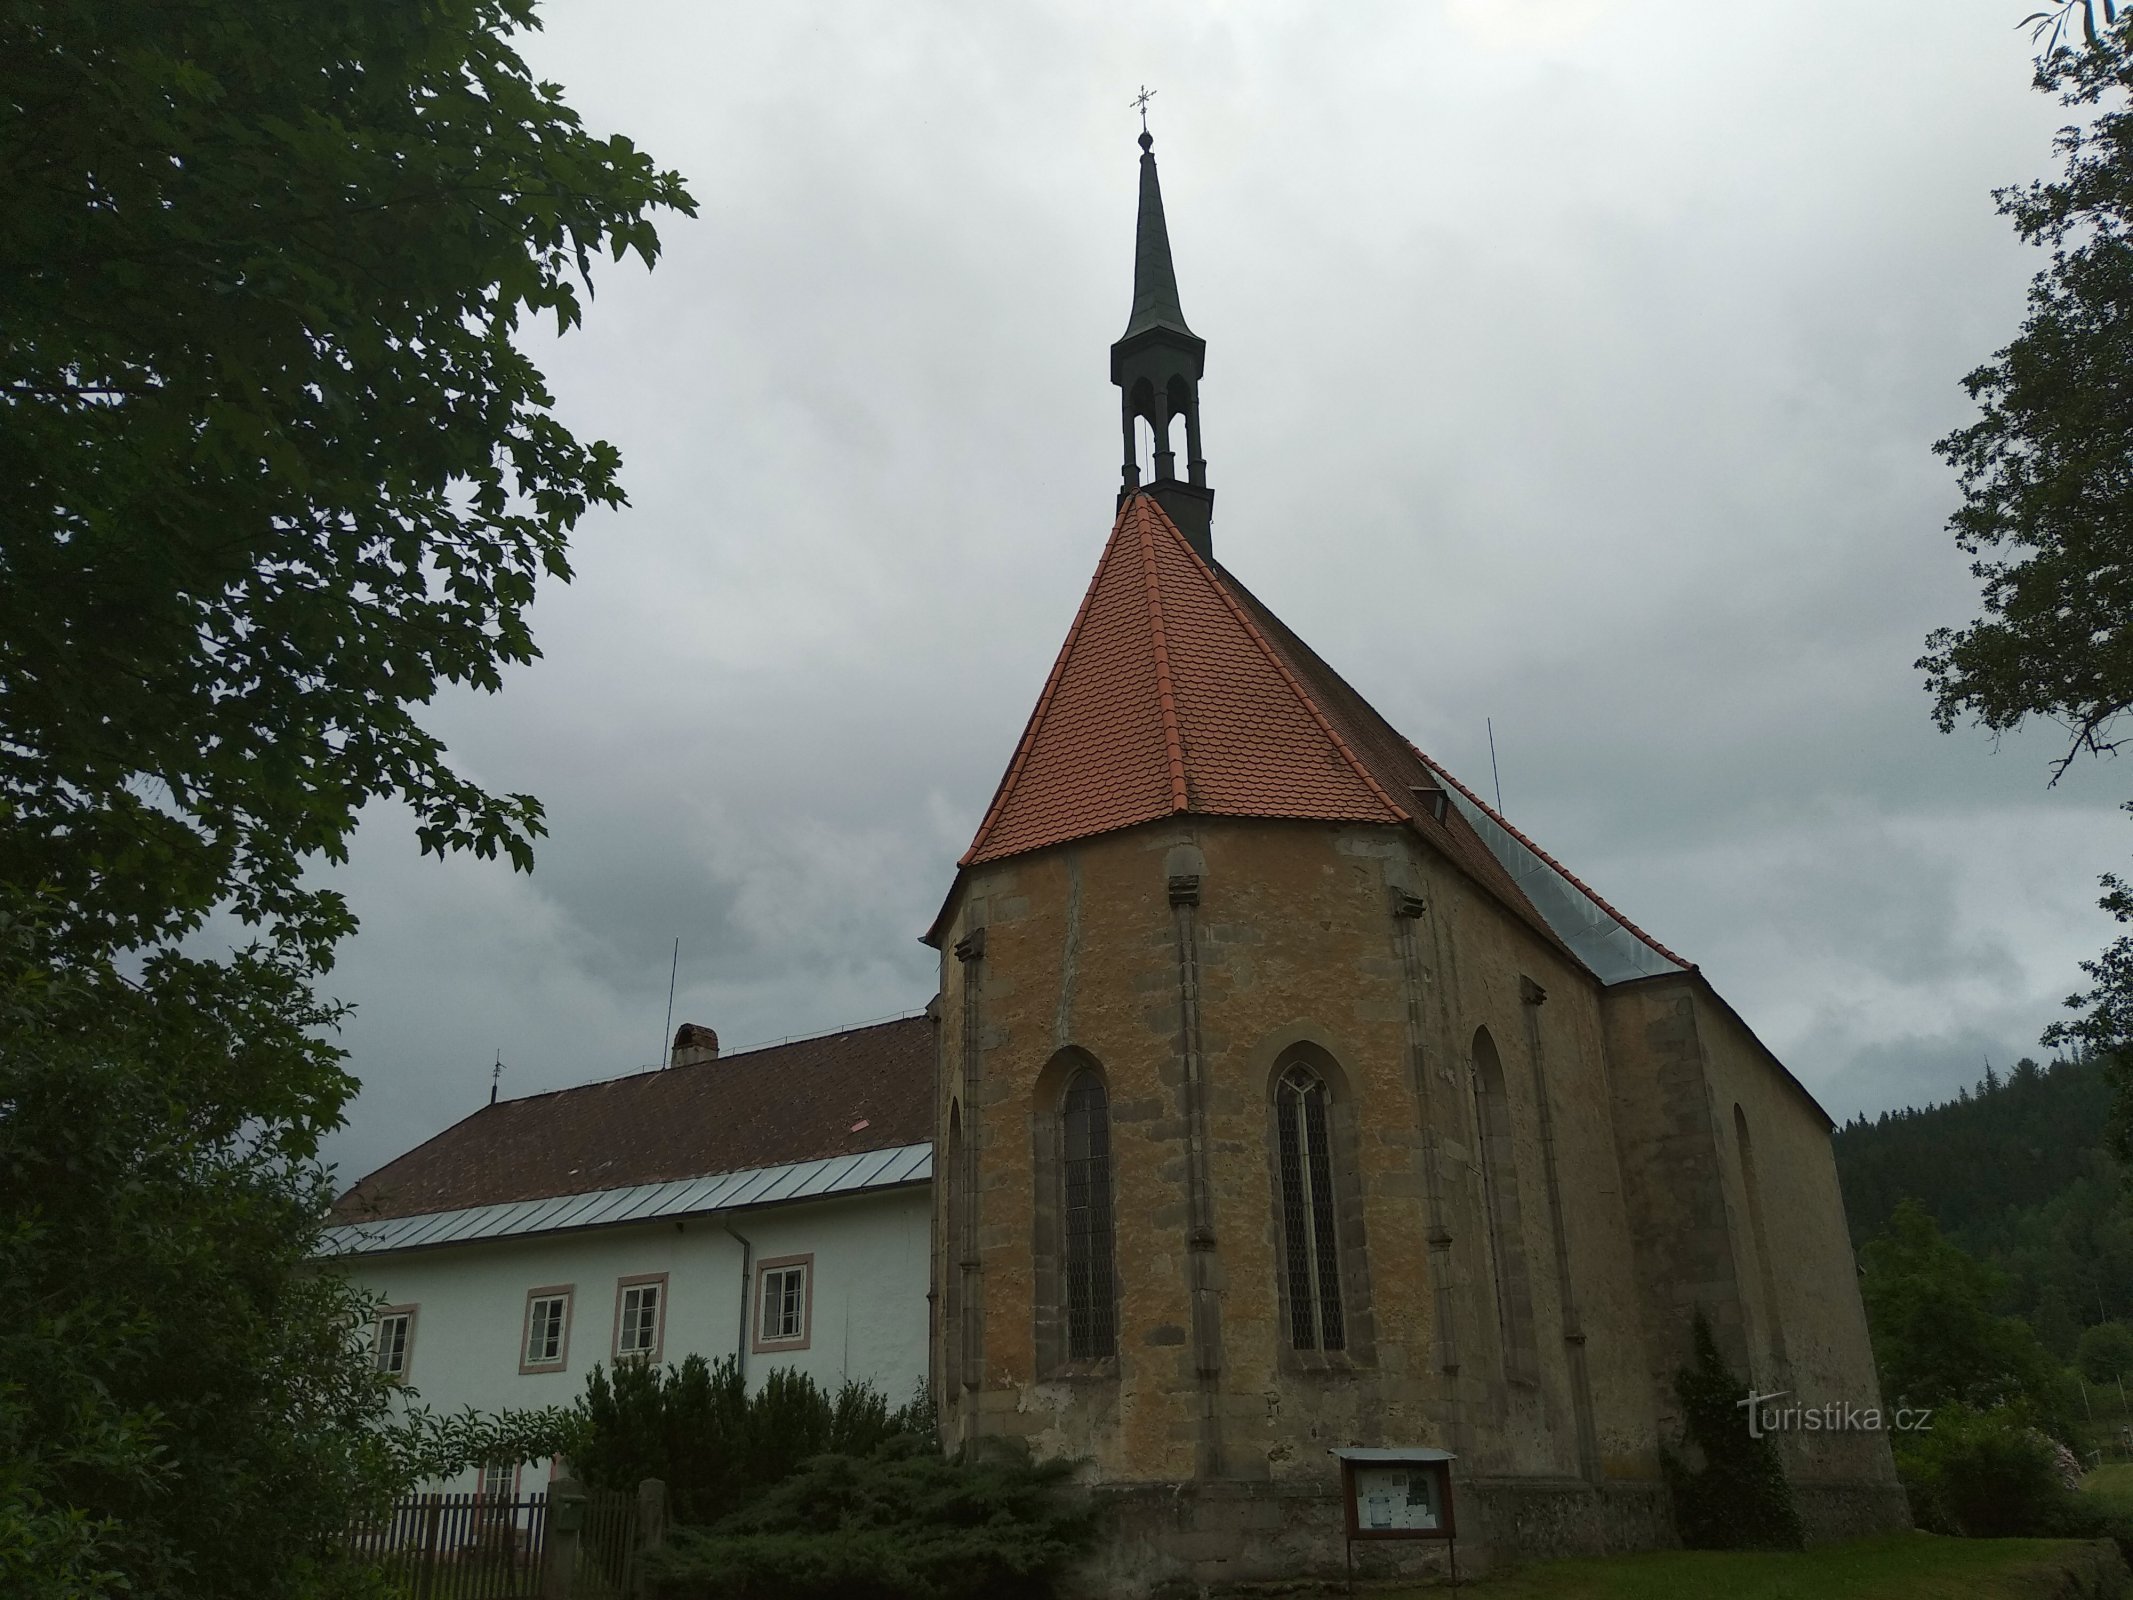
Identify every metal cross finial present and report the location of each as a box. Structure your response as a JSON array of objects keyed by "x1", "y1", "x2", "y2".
[{"x1": 1131, "y1": 85, "x2": 1157, "y2": 134}]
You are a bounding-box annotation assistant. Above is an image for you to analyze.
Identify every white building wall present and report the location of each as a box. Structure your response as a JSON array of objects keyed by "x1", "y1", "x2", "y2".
[{"x1": 336, "y1": 1184, "x2": 931, "y2": 1490}]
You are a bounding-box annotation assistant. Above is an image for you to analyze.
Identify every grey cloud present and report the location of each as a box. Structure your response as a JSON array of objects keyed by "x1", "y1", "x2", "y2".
[{"x1": 314, "y1": 0, "x2": 2127, "y2": 1185}]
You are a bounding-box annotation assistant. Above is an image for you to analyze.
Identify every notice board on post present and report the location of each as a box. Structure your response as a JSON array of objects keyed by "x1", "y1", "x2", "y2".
[{"x1": 1329, "y1": 1446, "x2": 1456, "y2": 1545}]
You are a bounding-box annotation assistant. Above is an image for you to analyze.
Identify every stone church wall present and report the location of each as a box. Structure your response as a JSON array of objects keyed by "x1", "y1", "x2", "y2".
[
  {"x1": 1603, "y1": 974, "x2": 1906, "y2": 1542},
  {"x1": 1688, "y1": 983, "x2": 1909, "y2": 1537},
  {"x1": 931, "y1": 811, "x2": 1902, "y2": 1579}
]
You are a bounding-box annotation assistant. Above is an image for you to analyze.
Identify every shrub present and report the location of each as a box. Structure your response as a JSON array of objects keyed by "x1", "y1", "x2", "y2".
[
  {"x1": 1659, "y1": 1312, "x2": 1804, "y2": 1551},
  {"x1": 643, "y1": 1439, "x2": 1097, "y2": 1600},
  {"x1": 575, "y1": 1358, "x2": 933, "y2": 1526},
  {"x1": 1896, "y1": 1400, "x2": 2133, "y2": 1555}
]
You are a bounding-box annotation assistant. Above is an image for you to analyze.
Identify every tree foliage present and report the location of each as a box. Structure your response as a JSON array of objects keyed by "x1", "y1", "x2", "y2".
[
  {"x1": 576, "y1": 1358, "x2": 923, "y2": 1528},
  {"x1": 1893, "y1": 1402, "x2": 2087, "y2": 1539},
  {"x1": 1922, "y1": 13, "x2": 2133, "y2": 1079},
  {"x1": 2078, "y1": 1319, "x2": 2133, "y2": 1381},
  {"x1": 1, "y1": 0, "x2": 693, "y2": 964},
  {"x1": 0, "y1": 1, "x2": 690, "y2": 1594},
  {"x1": 1860, "y1": 1200, "x2": 2068, "y2": 1428},
  {"x1": 646, "y1": 1440, "x2": 1099, "y2": 1600},
  {"x1": 1835, "y1": 1053, "x2": 2133, "y2": 1356}
]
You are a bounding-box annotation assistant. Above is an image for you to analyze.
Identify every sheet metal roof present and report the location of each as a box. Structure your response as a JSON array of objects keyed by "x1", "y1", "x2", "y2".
[
  {"x1": 1429, "y1": 777, "x2": 1687, "y2": 986},
  {"x1": 319, "y1": 1141, "x2": 931, "y2": 1258}
]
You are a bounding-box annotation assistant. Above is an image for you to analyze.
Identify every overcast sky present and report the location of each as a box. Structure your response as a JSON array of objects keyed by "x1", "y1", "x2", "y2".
[{"x1": 313, "y1": 0, "x2": 2129, "y2": 1188}]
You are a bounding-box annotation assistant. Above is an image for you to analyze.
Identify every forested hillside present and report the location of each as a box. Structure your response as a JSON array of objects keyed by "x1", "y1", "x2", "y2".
[{"x1": 1835, "y1": 1054, "x2": 2133, "y2": 1356}]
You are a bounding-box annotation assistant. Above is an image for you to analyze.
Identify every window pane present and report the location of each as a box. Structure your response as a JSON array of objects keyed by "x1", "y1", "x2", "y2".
[
  {"x1": 1063, "y1": 1071, "x2": 1116, "y2": 1360},
  {"x1": 527, "y1": 1297, "x2": 565, "y2": 1364},
  {"x1": 1277, "y1": 1081, "x2": 1316, "y2": 1348},
  {"x1": 1301, "y1": 1080, "x2": 1345, "y2": 1351},
  {"x1": 621, "y1": 1285, "x2": 658, "y2": 1354},
  {"x1": 376, "y1": 1313, "x2": 409, "y2": 1374}
]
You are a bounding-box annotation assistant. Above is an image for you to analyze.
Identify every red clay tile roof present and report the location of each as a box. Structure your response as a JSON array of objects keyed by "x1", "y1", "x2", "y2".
[
  {"x1": 961, "y1": 495, "x2": 1409, "y2": 866},
  {"x1": 938, "y1": 493, "x2": 1685, "y2": 977},
  {"x1": 1209, "y1": 567, "x2": 1588, "y2": 968},
  {"x1": 332, "y1": 1016, "x2": 932, "y2": 1224}
]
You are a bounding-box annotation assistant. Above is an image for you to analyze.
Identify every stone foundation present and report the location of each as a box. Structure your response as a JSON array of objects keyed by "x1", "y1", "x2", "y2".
[{"x1": 1066, "y1": 1476, "x2": 1677, "y2": 1596}]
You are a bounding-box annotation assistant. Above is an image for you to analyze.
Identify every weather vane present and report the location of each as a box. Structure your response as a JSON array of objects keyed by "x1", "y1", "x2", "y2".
[{"x1": 1132, "y1": 85, "x2": 1157, "y2": 134}]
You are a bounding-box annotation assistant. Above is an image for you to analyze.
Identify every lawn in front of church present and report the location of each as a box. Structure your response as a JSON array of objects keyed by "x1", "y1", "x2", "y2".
[{"x1": 1385, "y1": 1532, "x2": 2127, "y2": 1598}]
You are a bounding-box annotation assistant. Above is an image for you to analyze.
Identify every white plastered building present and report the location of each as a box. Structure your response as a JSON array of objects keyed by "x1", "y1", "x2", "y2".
[{"x1": 322, "y1": 1017, "x2": 933, "y2": 1494}]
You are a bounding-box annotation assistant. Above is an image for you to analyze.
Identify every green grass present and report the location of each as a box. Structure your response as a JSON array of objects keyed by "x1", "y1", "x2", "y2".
[
  {"x1": 1383, "y1": 1532, "x2": 2121, "y2": 1599},
  {"x1": 2083, "y1": 1463, "x2": 2133, "y2": 1518}
]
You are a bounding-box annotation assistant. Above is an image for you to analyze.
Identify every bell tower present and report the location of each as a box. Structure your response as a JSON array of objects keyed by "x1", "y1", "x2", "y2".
[{"x1": 1111, "y1": 125, "x2": 1214, "y2": 560}]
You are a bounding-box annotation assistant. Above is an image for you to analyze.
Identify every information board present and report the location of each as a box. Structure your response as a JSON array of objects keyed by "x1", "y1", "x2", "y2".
[
  {"x1": 1331, "y1": 1448, "x2": 1456, "y2": 1544},
  {"x1": 1352, "y1": 1463, "x2": 1442, "y2": 1534}
]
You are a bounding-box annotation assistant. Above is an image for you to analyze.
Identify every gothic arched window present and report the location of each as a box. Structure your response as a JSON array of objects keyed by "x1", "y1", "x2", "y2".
[
  {"x1": 1061, "y1": 1069, "x2": 1117, "y2": 1360},
  {"x1": 1734, "y1": 1103, "x2": 1789, "y2": 1377},
  {"x1": 1471, "y1": 1027, "x2": 1536, "y2": 1377},
  {"x1": 1276, "y1": 1063, "x2": 1345, "y2": 1351}
]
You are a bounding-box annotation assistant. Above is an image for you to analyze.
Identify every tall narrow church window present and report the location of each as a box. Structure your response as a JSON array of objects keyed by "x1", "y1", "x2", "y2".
[
  {"x1": 1734, "y1": 1103, "x2": 1789, "y2": 1376},
  {"x1": 943, "y1": 1104, "x2": 963, "y2": 1390},
  {"x1": 1471, "y1": 1028, "x2": 1536, "y2": 1377},
  {"x1": 1061, "y1": 1069, "x2": 1117, "y2": 1359},
  {"x1": 1276, "y1": 1064, "x2": 1345, "y2": 1351}
]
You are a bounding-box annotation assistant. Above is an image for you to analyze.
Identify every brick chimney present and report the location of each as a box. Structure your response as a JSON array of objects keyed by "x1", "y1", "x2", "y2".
[{"x1": 669, "y1": 1023, "x2": 719, "y2": 1069}]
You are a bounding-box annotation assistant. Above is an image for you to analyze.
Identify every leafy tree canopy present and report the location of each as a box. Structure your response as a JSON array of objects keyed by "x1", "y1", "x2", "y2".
[
  {"x1": 0, "y1": 2, "x2": 691, "y2": 1594},
  {"x1": 2077, "y1": 1319, "x2": 2133, "y2": 1381},
  {"x1": 1, "y1": 0, "x2": 694, "y2": 965},
  {"x1": 1921, "y1": 8, "x2": 2133, "y2": 1109},
  {"x1": 1860, "y1": 1199, "x2": 2066, "y2": 1422}
]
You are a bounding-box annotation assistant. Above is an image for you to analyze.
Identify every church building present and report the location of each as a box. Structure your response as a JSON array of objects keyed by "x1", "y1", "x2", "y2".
[{"x1": 920, "y1": 128, "x2": 1907, "y2": 1588}]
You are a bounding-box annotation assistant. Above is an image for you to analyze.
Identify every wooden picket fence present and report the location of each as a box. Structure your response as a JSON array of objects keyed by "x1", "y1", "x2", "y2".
[
  {"x1": 346, "y1": 1491, "x2": 549, "y2": 1600},
  {"x1": 348, "y1": 1486, "x2": 648, "y2": 1600},
  {"x1": 575, "y1": 1489, "x2": 642, "y2": 1600}
]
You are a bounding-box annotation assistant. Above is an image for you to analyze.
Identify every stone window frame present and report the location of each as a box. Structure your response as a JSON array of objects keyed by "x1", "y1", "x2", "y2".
[
  {"x1": 1261, "y1": 1039, "x2": 1376, "y2": 1374},
  {"x1": 519, "y1": 1284, "x2": 575, "y2": 1375},
  {"x1": 1470, "y1": 1025, "x2": 1539, "y2": 1383},
  {"x1": 752, "y1": 1254, "x2": 814, "y2": 1354},
  {"x1": 612, "y1": 1272, "x2": 667, "y2": 1365},
  {"x1": 1031, "y1": 1048, "x2": 1122, "y2": 1379}
]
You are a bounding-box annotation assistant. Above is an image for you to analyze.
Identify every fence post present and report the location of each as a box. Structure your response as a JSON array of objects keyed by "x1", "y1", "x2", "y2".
[
  {"x1": 633, "y1": 1478, "x2": 668, "y2": 1598},
  {"x1": 543, "y1": 1477, "x2": 587, "y2": 1600},
  {"x1": 416, "y1": 1493, "x2": 442, "y2": 1600}
]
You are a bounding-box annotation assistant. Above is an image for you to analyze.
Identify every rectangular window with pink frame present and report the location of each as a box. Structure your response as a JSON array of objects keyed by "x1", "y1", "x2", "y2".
[
  {"x1": 612, "y1": 1273, "x2": 666, "y2": 1363},
  {"x1": 753, "y1": 1255, "x2": 812, "y2": 1353},
  {"x1": 521, "y1": 1285, "x2": 573, "y2": 1374}
]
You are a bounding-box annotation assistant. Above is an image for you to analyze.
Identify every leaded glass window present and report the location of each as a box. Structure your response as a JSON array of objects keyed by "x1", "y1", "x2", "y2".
[
  {"x1": 1276, "y1": 1064, "x2": 1344, "y2": 1351},
  {"x1": 1062, "y1": 1069, "x2": 1117, "y2": 1360}
]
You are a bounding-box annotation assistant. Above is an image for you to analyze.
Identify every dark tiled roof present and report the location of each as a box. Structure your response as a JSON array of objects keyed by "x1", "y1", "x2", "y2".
[{"x1": 332, "y1": 1015, "x2": 933, "y2": 1224}]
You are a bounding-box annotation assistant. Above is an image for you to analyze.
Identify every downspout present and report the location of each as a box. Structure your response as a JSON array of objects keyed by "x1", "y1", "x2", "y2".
[{"x1": 723, "y1": 1218, "x2": 755, "y2": 1384}]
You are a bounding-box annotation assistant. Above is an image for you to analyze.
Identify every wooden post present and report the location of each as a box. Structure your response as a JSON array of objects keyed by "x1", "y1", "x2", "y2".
[
  {"x1": 415, "y1": 1493, "x2": 442, "y2": 1600},
  {"x1": 543, "y1": 1477, "x2": 586, "y2": 1600}
]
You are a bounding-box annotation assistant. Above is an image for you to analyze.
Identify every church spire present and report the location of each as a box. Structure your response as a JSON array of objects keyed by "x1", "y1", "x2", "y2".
[{"x1": 1110, "y1": 110, "x2": 1214, "y2": 560}]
